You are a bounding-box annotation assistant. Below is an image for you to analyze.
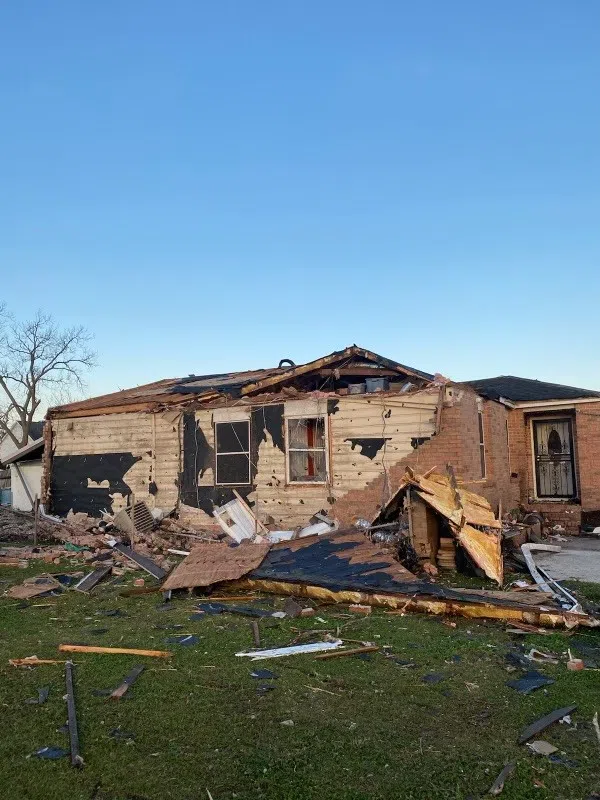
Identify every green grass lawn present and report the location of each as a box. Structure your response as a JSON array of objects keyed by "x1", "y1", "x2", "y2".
[{"x1": 1, "y1": 558, "x2": 599, "y2": 800}]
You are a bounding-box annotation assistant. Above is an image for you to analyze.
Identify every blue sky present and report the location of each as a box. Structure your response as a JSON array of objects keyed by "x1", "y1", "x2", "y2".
[{"x1": 1, "y1": 1, "x2": 599, "y2": 400}]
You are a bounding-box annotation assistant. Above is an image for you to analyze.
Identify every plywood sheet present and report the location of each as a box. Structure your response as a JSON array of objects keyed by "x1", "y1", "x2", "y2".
[
  {"x1": 162, "y1": 541, "x2": 271, "y2": 591},
  {"x1": 456, "y1": 524, "x2": 503, "y2": 584}
]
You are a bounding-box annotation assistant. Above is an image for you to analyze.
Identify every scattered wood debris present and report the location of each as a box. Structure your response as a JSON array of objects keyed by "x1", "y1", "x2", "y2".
[
  {"x1": 65, "y1": 661, "x2": 83, "y2": 768},
  {"x1": 59, "y1": 644, "x2": 172, "y2": 658},
  {"x1": 110, "y1": 665, "x2": 145, "y2": 699},
  {"x1": 488, "y1": 762, "x2": 516, "y2": 796}
]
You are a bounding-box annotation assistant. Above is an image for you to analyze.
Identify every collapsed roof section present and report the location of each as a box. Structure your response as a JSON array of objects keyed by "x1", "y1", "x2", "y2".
[{"x1": 47, "y1": 346, "x2": 435, "y2": 419}]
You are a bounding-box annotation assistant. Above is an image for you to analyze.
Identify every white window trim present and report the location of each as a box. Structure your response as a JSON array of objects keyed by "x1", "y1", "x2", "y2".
[
  {"x1": 285, "y1": 414, "x2": 329, "y2": 485},
  {"x1": 214, "y1": 419, "x2": 251, "y2": 486},
  {"x1": 529, "y1": 415, "x2": 577, "y2": 502}
]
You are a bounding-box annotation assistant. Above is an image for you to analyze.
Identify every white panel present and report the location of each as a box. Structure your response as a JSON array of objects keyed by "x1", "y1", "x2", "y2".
[
  {"x1": 283, "y1": 399, "x2": 327, "y2": 417},
  {"x1": 212, "y1": 408, "x2": 251, "y2": 423}
]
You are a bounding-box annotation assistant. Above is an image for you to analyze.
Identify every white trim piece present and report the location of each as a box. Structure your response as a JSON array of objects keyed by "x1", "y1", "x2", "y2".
[
  {"x1": 212, "y1": 408, "x2": 251, "y2": 423},
  {"x1": 235, "y1": 639, "x2": 343, "y2": 660},
  {"x1": 515, "y1": 397, "x2": 600, "y2": 410}
]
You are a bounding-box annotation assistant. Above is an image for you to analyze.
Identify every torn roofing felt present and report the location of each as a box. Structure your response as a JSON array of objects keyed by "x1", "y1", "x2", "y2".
[{"x1": 242, "y1": 531, "x2": 554, "y2": 611}]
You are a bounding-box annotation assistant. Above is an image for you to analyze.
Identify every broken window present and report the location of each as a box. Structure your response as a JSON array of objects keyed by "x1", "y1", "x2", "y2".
[
  {"x1": 215, "y1": 421, "x2": 251, "y2": 485},
  {"x1": 286, "y1": 417, "x2": 327, "y2": 483}
]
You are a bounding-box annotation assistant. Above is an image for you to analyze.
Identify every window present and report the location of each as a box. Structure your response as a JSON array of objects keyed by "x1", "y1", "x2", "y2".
[
  {"x1": 215, "y1": 420, "x2": 251, "y2": 485},
  {"x1": 286, "y1": 416, "x2": 327, "y2": 483},
  {"x1": 478, "y1": 410, "x2": 486, "y2": 479}
]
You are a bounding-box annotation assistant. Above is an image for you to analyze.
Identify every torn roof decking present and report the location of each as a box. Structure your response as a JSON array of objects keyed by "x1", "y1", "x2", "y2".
[{"x1": 47, "y1": 346, "x2": 435, "y2": 419}]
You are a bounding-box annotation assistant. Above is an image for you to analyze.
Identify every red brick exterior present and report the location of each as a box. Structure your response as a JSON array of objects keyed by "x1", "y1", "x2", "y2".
[{"x1": 333, "y1": 385, "x2": 517, "y2": 525}]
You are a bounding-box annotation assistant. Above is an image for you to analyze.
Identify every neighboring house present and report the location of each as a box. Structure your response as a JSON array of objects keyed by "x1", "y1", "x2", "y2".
[
  {"x1": 41, "y1": 346, "x2": 600, "y2": 534},
  {"x1": 0, "y1": 422, "x2": 45, "y2": 510},
  {"x1": 0, "y1": 421, "x2": 44, "y2": 465},
  {"x1": 467, "y1": 376, "x2": 600, "y2": 533}
]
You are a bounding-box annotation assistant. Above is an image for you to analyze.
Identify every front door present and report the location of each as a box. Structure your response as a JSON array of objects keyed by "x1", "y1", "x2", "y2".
[{"x1": 532, "y1": 418, "x2": 576, "y2": 498}]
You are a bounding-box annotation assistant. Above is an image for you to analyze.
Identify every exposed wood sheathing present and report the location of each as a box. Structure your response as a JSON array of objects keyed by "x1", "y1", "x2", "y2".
[
  {"x1": 178, "y1": 390, "x2": 439, "y2": 529},
  {"x1": 50, "y1": 411, "x2": 180, "y2": 514}
]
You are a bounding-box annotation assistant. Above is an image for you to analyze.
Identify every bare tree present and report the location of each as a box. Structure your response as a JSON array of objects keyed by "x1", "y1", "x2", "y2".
[{"x1": 0, "y1": 307, "x2": 96, "y2": 449}]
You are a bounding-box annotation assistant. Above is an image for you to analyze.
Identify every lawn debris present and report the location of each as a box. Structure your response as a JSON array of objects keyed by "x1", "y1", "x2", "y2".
[
  {"x1": 518, "y1": 704, "x2": 577, "y2": 744},
  {"x1": 256, "y1": 684, "x2": 276, "y2": 695},
  {"x1": 112, "y1": 543, "x2": 167, "y2": 580},
  {"x1": 110, "y1": 664, "x2": 145, "y2": 699},
  {"x1": 314, "y1": 645, "x2": 379, "y2": 660},
  {"x1": 236, "y1": 639, "x2": 343, "y2": 661},
  {"x1": 348, "y1": 604, "x2": 371, "y2": 615},
  {"x1": 73, "y1": 565, "x2": 112, "y2": 593},
  {"x1": 65, "y1": 661, "x2": 83, "y2": 768},
  {"x1": 592, "y1": 711, "x2": 600, "y2": 750},
  {"x1": 506, "y1": 670, "x2": 555, "y2": 695},
  {"x1": 422, "y1": 672, "x2": 446, "y2": 684},
  {"x1": 526, "y1": 648, "x2": 559, "y2": 665},
  {"x1": 280, "y1": 719, "x2": 294, "y2": 726},
  {"x1": 25, "y1": 686, "x2": 50, "y2": 705},
  {"x1": 488, "y1": 761, "x2": 516, "y2": 795},
  {"x1": 250, "y1": 669, "x2": 279, "y2": 680},
  {"x1": 32, "y1": 746, "x2": 69, "y2": 760},
  {"x1": 547, "y1": 753, "x2": 578, "y2": 768},
  {"x1": 7, "y1": 574, "x2": 62, "y2": 600},
  {"x1": 527, "y1": 740, "x2": 558, "y2": 756},
  {"x1": 251, "y1": 621, "x2": 261, "y2": 647},
  {"x1": 10, "y1": 656, "x2": 67, "y2": 667},
  {"x1": 109, "y1": 727, "x2": 136, "y2": 741},
  {"x1": 59, "y1": 644, "x2": 172, "y2": 658},
  {"x1": 165, "y1": 635, "x2": 199, "y2": 647},
  {"x1": 283, "y1": 597, "x2": 303, "y2": 618}
]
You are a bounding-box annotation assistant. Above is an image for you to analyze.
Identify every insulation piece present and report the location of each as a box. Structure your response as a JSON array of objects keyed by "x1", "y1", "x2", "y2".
[
  {"x1": 161, "y1": 541, "x2": 271, "y2": 591},
  {"x1": 235, "y1": 639, "x2": 343, "y2": 661}
]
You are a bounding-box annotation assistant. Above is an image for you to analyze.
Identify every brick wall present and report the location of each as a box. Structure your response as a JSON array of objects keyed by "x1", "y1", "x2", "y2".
[{"x1": 332, "y1": 385, "x2": 516, "y2": 525}]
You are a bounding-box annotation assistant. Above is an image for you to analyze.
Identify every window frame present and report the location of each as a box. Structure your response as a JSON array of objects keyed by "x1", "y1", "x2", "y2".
[
  {"x1": 285, "y1": 414, "x2": 329, "y2": 485},
  {"x1": 530, "y1": 415, "x2": 577, "y2": 500},
  {"x1": 214, "y1": 419, "x2": 252, "y2": 486},
  {"x1": 478, "y1": 409, "x2": 486, "y2": 479}
]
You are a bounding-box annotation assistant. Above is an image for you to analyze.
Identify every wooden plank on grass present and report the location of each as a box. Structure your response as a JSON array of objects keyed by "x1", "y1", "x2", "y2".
[
  {"x1": 59, "y1": 644, "x2": 171, "y2": 658},
  {"x1": 110, "y1": 665, "x2": 145, "y2": 699}
]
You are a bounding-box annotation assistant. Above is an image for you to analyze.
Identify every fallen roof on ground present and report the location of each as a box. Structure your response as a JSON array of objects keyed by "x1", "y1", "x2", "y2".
[{"x1": 162, "y1": 541, "x2": 271, "y2": 591}]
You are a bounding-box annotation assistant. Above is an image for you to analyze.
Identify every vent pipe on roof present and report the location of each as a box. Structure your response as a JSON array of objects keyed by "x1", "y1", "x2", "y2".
[{"x1": 278, "y1": 359, "x2": 296, "y2": 369}]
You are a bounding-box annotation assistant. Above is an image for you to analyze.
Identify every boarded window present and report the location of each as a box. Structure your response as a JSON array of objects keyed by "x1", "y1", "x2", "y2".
[
  {"x1": 286, "y1": 417, "x2": 327, "y2": 483},
  {"x1": 215, "y1": 421, "x2": 251, "y2": 485}
]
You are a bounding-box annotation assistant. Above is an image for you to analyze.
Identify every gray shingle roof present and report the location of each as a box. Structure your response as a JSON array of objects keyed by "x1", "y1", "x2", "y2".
[{"x1": 466, "y1": 376, "x2": 600, "y2": 403}]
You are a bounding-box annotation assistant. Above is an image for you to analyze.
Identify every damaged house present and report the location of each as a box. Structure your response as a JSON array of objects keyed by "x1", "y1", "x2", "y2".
[
  {"x1": 42, "y1": 346, "x2": 515, "y2": 530},
  {"x1": 41, "y1": 346, "x2": 600, "y2": 540}
]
